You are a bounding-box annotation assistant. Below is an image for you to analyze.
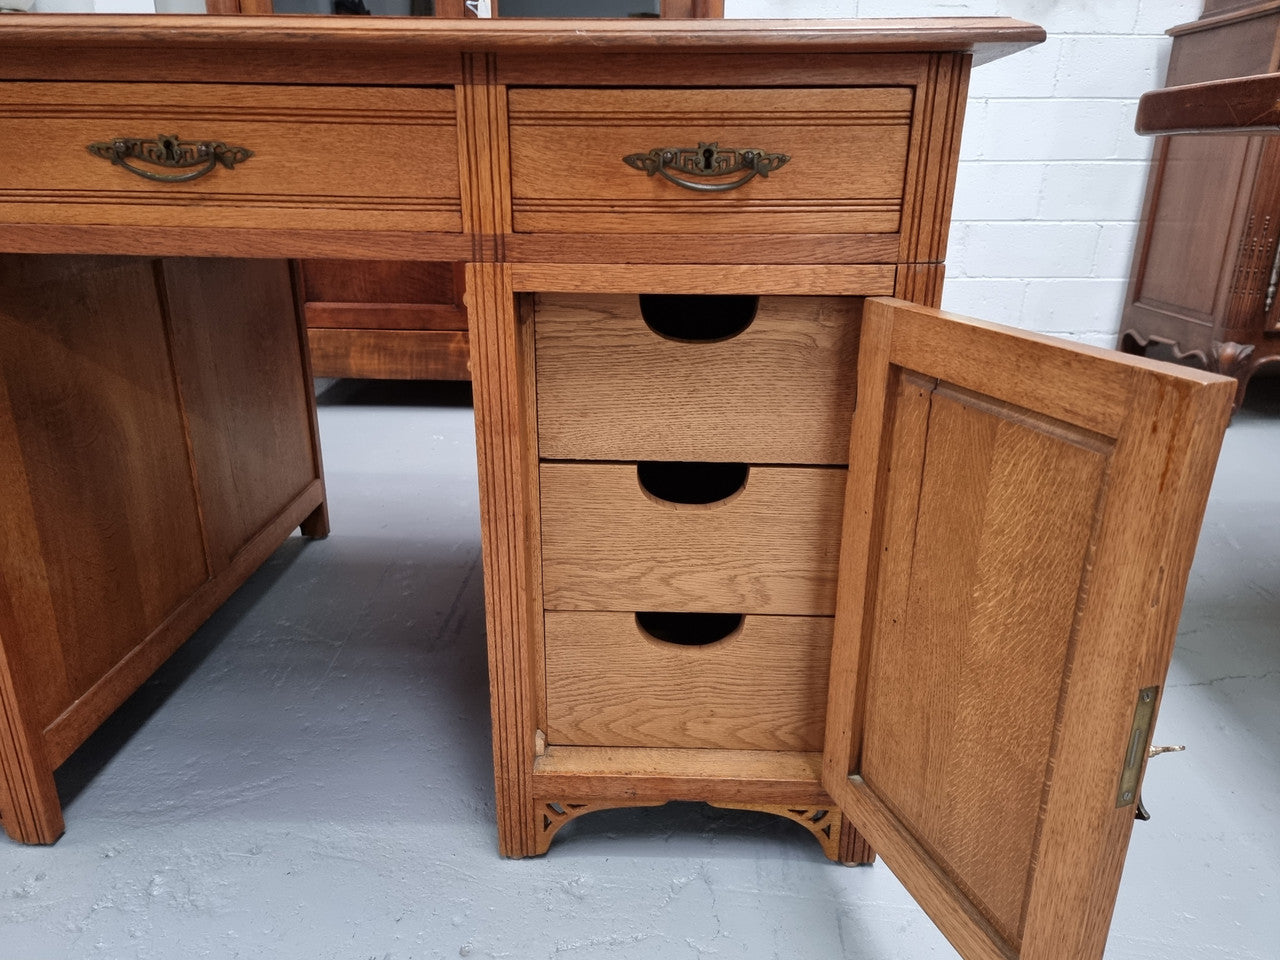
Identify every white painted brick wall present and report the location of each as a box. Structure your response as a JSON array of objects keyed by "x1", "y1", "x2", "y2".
[
  {"x1": 728, "y1": 0, "x2": 1205, "y2": 346},
  {"x1": 31, "y1": 0, "x2": 157, "y2": 10}
]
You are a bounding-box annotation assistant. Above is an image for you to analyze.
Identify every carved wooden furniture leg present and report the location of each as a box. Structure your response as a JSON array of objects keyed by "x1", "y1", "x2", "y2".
[
  {"x1": 1211, "y1": 340, "x2": 1257, "y2": 409},
  {"x1": 1117, "y1": 329, "x2": 1150, "y2": 356}
]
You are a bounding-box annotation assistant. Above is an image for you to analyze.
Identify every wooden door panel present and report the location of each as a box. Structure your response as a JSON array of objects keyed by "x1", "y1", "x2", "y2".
[
  {"x1": 0, "y1": 256, "x2": 208, "y2": 719},
  {"x1": 824, "y1": 298, "x2": 1234, "y2": 960},
  {"x1": 860, "y1": 377, "x2": 1109, "y2": 945},
  {"x1": 162, "y1": 259, "x2": 319, "y2": 572}
]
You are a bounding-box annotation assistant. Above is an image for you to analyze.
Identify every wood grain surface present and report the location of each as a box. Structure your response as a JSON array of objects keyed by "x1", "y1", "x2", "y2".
[
  {"x1": 533, "y1": 745, "x2": 829, "y2": 804},
  {"x1": 496, "y1": 51, "x2": 929, "y2": 87},
  {"x1": 509, "y1": 87, "x2": 911, "y2": 236},
  {"x1": 898, "y1": 52, "x2": 970, "y2": 266},
  {"x1": 1128, "y1": 134, "x2": 1251, "y2": 325},
  {"x1": 0, "y1": 224, "x2": 474, "y2": 262},
  {"x1": 0, "y1": 83, "x2": 460, "y2": 233},
  {"x1": 512, "y1": 262, "x2": 895, "y2": 295},
  {"x1": 540, "y1": 462, "x2": 845, "y2": 615},
  {"x1": 544, "y1": 613, "x2": 831, "y2": 752},
  {"x1": 160, "y1": 258, "x2": 319, "y2": 571},
  {"x1": 823, "y1": 297, "x2": 1234, "y2": 960},
  {"x1": 468, "y1": 260, "x2": 542, "y2": 859},
  {"x1": 506, "y1": 230, "x2": 901, "y2": 265},
  {"x1": 0, "y1": 256, "x2": 207, "y2": 725},
  {"x1": 1135, "y1": 72, "x2": 1280, "y2": 135},
  {"x1": 0, "y1": 17, "x2": 1046, "y2": 63},
  {"x1": 303, "y1": 303, "x2": 469, "y2": 333},
  {"x1": 300, "y1": 261, "x2": 469, "y2": 380},
  {"x1": 535, "y1": 294, "x2": 860, "y2": 463},
  {"x1": 857, "y1": 381, "x2": 1109, "y2": 946},
  {"x1": 307, "y1": 329, "x2": 472, "y2": 380},
  {"x1": 300, "y1": 259, "x2": 460, "y2": 306},
  {"x1": 0, "y1": 355, "x2": 68, "y2": 845}
]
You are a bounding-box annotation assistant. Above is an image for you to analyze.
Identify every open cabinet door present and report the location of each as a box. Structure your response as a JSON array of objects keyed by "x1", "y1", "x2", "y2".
[{"x1": 822, "y1": 297, "x2": 1234, "y2": 960}]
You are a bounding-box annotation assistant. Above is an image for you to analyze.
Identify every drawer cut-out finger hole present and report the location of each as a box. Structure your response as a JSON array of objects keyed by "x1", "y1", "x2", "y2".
[
  {"x1": 636, "y1": 461, "x2": 749, "y2": 505},
  {"x1": 635, "y1": 611, "x2": 744, "y2": 647},
  {"x1": 638, "y1": 294, "x2": 758, "y2": 342}
]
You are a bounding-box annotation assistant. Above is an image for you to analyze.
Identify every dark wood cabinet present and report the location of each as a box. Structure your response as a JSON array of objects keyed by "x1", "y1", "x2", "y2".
[{"x1": 1119, "y1": 1, "x2": 1280, "y2": 405}]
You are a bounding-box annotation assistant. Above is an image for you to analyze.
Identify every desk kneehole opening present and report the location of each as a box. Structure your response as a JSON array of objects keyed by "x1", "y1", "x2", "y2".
[
  {"x1": 636, "y1": 460, "x2": 749, "y2": 506},
  {"x1": 638, "y1": 294, "x2": 759, "y2": 342},
  {"x1": 635, "y1": 611, "x2": 745, "y2": 647}
]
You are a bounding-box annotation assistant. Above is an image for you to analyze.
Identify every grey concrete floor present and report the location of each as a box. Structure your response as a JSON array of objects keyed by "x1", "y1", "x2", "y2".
[{"x1": 2, "y1": 377, "x2": 1277, "y2": 960}]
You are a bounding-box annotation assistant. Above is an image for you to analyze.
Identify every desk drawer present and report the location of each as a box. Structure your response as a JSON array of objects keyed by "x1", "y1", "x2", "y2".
[
  {"x1": 540, "y1": 461, "x2": 845, "y2": 616},
  {"x1": 544, "y1": 610, "x2": 831, "y2": 752},
  {"x1": 509, "y1": 87, "x2": 912, "y2": 236},
  {"x1": 0, "y1": 83, "x2": 460, "y2": 233},
  {"x1": 535, "y1": 293, "x2": 860, "y2": 464}
]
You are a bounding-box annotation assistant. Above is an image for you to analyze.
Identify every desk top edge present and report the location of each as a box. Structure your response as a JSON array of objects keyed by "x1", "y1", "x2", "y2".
[{"x1": 0, "y1": 15, "x2": 1044, "y2": 63}]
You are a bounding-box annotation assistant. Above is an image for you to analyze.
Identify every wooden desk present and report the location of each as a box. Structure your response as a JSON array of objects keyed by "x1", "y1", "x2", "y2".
[{"x1": 0, "y1": 17, "x2": 1235, "y2": 960}]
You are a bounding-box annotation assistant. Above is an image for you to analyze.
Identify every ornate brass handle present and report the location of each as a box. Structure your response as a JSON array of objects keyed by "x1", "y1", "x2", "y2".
[
  {"x1": 622, "y1": 141, "x2": 789, "y2": 193},
  {"x1": 87, "y1": 134, "x2": 253, "y2": 183}
]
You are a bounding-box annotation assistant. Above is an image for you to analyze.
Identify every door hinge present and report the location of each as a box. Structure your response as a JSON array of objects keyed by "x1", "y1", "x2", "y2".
[{"x1": 1116, "y1": 686, "x2": 1158, "y2": 808}]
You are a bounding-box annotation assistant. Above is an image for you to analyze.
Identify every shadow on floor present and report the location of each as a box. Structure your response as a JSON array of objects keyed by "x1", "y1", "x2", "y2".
[
  {"x1": 1240, "y1": 370, "x2": 1280, "y2": 417},
  {"x1": 55, "y1": 539, "x2": 313, "y2": 808}
]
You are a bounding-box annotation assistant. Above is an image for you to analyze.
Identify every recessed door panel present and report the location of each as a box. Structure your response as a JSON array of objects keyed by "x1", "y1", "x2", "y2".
[{"x1": 824, "y1": 297, "x2": 1234, "y2": 960}]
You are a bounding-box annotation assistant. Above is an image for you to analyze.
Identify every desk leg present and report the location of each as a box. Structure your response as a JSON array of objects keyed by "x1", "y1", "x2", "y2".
[
  {"x1": 468, "y1": 262, "x2": 541, "y2": 858},
  {"x1": 0, "y1": 376, "x2": 64, "y2": 844},
  {"x1": 299, "y1": 503, "x2": 331, "y2": 539},
  {"x1": 0, "y1": 650, "x2": 63, "y2": 845},
  {"x1": 290, "y1": 260, "x2": 331, "y2": 542}
]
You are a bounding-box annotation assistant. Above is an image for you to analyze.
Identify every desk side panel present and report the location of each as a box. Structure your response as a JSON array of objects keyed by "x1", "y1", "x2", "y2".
[
  {"x1": 0, "y1": 257, "x2": 327, "y2": 841},
  {"x1": 161, "y1": 258, "x2": 320, "y2": 572},
  {"x1": 0, "y1": 255, "x2": 209, "y2": 729}
]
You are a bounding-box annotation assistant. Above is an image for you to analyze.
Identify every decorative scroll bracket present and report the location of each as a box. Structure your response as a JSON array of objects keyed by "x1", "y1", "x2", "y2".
[
  {"x1": 622, "y1": 141, "x2": 789, "y2": 193},
  {"x1": 709, "y1": 802, "x2": 849, "y2": 862},
  {"x1": 533, "y1": 799, "x2": 663, "y2": 855},
  {"x1": 533, "y1": 798, "x2": 872, "y2": 864},
  {"x1": 87, "y1": 134, "x2": 253, "y2": 183}
]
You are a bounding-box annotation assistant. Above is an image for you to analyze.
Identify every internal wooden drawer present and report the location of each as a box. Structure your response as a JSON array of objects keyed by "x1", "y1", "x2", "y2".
[
  {"x1": 535, "y1": 293, "x2": 861, "y2": 464},
  {"x1": 508, "y1": 87, "x2": 912, "y2": 235},
  {"x1": 540, "y1": 461, "x2": 845, "y2": 616},
  {"x1": 0, "y1": 83, "x2": 461, "y2": 233},
  {"x1": 544, "y1": 610, "x2": 831, "y2": 752},
  {"x1": 300, "y1": 259, "x2": 471, "y2": 380}
]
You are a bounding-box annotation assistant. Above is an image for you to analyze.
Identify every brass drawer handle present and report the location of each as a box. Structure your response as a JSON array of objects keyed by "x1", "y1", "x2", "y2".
[
  {"x1": 87, "y1": 134, "x2": 253, "y2": 183},
  {"x1": 622, "y1": 141, "x2": 789, "y2": 193}
]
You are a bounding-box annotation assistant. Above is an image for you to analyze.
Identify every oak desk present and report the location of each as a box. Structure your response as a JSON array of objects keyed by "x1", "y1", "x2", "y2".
[{"x1": 0, "y1": 17, "x2": 1234, "y2": 960}]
